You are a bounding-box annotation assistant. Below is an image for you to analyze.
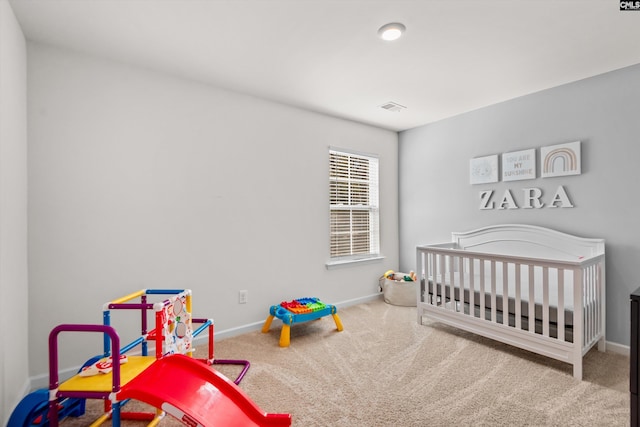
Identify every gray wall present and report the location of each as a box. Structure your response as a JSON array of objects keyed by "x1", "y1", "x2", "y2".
[
  {"x1": 0, "y1": 1, "x2": 29, "y2": 423},
  {"x1": 399, "y1": 63, "x2": 640, "y2": 346},
  {"x1": 26, "y1": 42, "x2": 398, "y2": 380}
]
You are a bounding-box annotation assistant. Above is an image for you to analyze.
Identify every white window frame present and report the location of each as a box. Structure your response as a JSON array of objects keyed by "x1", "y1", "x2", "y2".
[{"x1": 326, "y1": 147, "x2": 382, "y2": 269}]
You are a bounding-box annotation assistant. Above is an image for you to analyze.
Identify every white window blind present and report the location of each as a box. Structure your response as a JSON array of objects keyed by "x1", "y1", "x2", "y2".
[{"x1": 329, "y1": 149, "x2": 379, "y2": 259}]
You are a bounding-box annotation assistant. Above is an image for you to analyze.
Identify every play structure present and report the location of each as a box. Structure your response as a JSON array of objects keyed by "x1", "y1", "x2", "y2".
[
  {"x1": 261, "y1": 297, "x2": 343, "y2": 347},
  {"x1": 9, "y1": 289, "x2": 292, "y2": 426}
]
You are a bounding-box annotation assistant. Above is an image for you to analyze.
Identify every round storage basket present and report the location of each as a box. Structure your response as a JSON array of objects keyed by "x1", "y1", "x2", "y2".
[{"x1": 381, "y1": 278, "x2": 417, "y2": 307}]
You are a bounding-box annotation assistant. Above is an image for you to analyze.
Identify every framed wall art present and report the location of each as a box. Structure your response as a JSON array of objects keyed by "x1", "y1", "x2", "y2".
[
  {"x1": 470, "y1": 155, "x2": 498, "y2": 185},
  {"x1": 502, "y1": 148, "x2": 536, "y2": 182},
  {"x1": 541, "y1": 141, "x2": 581, "y2": 178}
]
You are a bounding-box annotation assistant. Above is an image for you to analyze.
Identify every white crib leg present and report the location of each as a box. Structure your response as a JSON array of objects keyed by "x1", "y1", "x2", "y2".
[
  {"x1": 597, "y1": 337, "x2": 606, "y2": 352},
  {"x1": 573, "y1": 360, "x2": 582, "y2": 380}
]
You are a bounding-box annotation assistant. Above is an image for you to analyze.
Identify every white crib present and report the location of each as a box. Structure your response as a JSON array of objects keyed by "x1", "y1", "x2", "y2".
[{"x1": 416, "y1": 224, "x2": 605, "y2": 380}]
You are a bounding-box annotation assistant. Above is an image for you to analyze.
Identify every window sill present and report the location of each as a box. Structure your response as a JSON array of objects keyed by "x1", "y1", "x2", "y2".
[{"x1": 325, "y1": 256, "x2": 385, "y2": 270}]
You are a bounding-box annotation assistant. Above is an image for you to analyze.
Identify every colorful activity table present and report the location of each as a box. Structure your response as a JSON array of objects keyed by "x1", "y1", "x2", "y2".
[{"x1": 261, "y1": 297, "x2": 343, "y2": 347}]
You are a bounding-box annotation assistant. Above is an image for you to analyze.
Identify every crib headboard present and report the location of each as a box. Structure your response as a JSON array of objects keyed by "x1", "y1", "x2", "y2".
[{"x1": 451, "y1": 224, "x2": 605, "y2": 261}]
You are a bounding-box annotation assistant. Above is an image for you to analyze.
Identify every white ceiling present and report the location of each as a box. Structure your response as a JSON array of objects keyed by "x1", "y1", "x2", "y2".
[{"x1": 9, "y1": 0, "x2": 640, "y2": 132}]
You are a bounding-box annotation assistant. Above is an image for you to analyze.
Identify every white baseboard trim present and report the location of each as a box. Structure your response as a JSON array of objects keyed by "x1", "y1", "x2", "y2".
[
  {"x1": 202, "y1": 320, "x2": 265, "y2": 343},
  {"x1": 332, "y1": 293, "x2": 384, "y2": 309},
  {"x1": 605, "y1": 340, "x2": 629, "y2": 356},
  {"x1": 200, "y1": 293, "x2": 384, "y2": 343}
]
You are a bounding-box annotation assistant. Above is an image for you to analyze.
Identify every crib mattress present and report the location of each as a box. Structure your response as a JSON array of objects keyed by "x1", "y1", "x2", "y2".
[{"x1": 425, "y1": 267, "x2": 584, "y2": 327}]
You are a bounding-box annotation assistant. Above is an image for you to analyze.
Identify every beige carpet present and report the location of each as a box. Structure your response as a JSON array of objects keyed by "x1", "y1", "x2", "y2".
[{"x1": 60, "y1": 299, "x2": 629, "y2": 426}]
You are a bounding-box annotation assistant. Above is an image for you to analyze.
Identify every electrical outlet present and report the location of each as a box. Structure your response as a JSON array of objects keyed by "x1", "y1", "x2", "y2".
[{"x1": 238, "y1": 290, "x2": 248, "y2": 304}]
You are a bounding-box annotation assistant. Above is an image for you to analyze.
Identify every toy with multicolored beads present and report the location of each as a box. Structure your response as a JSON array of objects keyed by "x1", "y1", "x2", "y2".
[{"x1": 261, "y1": 297, "x2": 343, "y2": 347}]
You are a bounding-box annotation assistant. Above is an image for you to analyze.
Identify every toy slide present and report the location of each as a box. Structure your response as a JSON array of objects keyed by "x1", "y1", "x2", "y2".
[{"x1": 117, "y1": 354, "x2": 292, "y2": 427}]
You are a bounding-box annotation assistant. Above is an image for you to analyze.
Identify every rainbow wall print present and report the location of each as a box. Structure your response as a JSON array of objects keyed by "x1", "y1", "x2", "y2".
[{"x1": 541, "y1": 141, "x2": 581, "y2": 178}]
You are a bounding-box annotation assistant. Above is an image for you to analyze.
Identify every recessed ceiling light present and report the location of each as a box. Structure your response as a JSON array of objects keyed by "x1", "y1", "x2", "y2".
[{"x1": 378, "y1": 23, "x2": 406, "y2": 41}]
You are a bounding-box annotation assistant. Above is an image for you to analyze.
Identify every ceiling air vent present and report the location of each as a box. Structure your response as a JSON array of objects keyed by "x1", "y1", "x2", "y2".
[{"x1": 379, "y1": 101, "x2": 406, "y2": 112}]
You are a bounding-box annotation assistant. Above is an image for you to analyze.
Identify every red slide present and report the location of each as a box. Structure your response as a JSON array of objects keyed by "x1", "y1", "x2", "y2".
[{"x1": 117, "y1": 354, "x2": 291, "y2": 427}]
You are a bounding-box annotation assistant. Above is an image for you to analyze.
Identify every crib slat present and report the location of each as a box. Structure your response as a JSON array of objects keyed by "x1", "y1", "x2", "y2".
[
  {"x1": 469, "y1": 258, "x2": 475, "y2": 317},
  {"x1": 425, "y1": 252, "x2": 430, "y2": 305},
  {"x1": 428, "y1": 252, "x2": 433, "y2": 305},
  {"x1": 528, "y1": 266, "x2": 535, "y2": 333},
  {"x1": 584, "y1": 266, "x2": 589, "y2": 343},
  {"x1": 502, "y1": 262, "x2": 509, "y2": 326},
  {"x1": 597, "y1": 263, "x2": 603, "y2": 339},
  {"x1": 588, "y1": 265, "x2": 595, "y2": 343},
  {"x1": 419, "y1": 251, "x2": 424, "y2": 305},
  {"x1": 593, "y1": 265, "x2": 597, "y2": 339},
  {"x1": 448, "y1": 255, "x2": 455, "y2": 311},
  {"x1": 584, "y1": 267, "x2": 589, "y2": 345},
  {"x1": 428, "y1": 252, "x2": 434, "y2": 305},
  {"x1": 458, "y1": 256, "x2": 464, "y2": 313},
  {"x1": 479, "y1": 260, "x2": 485, "y2": 320},
  {"x1": 585, "y1": 266, "x2": 591, "y2": 344},
  {"x1": 439, "y1": 254, "x2": 446, "y2": 308},
  {"x1": 593, "y1": 265, "x2": 597, "y2": 340},
  {"x1": 438, "y1": 254, "x2": 443, "y2": 306},
  {"x1": 557, "y1": 268, "x2": 565, "y2": 342},
  {"x1": 515, "y1": 264, "x2": 521, "y2": 330},
  {"x1": 543, "y1": 267, "x2": 549, "y2": 337},
  {"x1": 573, "y1": 267, "x2": 584, "y2": 356},
  {"x1": 424, "y1": 252, "x2": 430, "y2": 304},
  {"x1": 595, "y1": 264, "x2": 601, "y2": 337},
  {"x1": 490, "y1": 261, "x2": 497, "y2": 323},
  {"x1": 428, "y1": 253, "x2": 433, "y2": 306},
  {"x1": 592, "y1": 265, "x2": 597, "y2": 337}
]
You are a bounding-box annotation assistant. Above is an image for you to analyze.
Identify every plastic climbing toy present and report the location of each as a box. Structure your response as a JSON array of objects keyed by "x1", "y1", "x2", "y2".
[
  {"x1": 261, "y1": 297, "x2": 343, "y2": 347},
  {"x1": 9, "y1": 289, "x2": 291, "y2": 427}
]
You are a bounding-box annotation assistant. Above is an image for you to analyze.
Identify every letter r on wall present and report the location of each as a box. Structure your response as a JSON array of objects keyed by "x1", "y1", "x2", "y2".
[{"x1": 523, "y1": 188, "x2": 544, "y2": 209}]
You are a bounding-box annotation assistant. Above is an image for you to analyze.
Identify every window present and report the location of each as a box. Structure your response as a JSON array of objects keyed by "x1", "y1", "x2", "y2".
[{"x1": 329, "y1": 148, "x2": 379, "y2": 260}]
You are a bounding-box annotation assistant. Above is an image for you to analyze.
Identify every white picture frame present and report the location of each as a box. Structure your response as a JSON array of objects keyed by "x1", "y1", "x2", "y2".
[
  {"x1": 502, "y1": 148, "x2": 536, "y2": 181},
  {"x1": 541, "y1": 141, "x2": 581, "y2": 178},
  {"x1": 470, "y1": 155, "x2": 499, "y2": 185}
]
